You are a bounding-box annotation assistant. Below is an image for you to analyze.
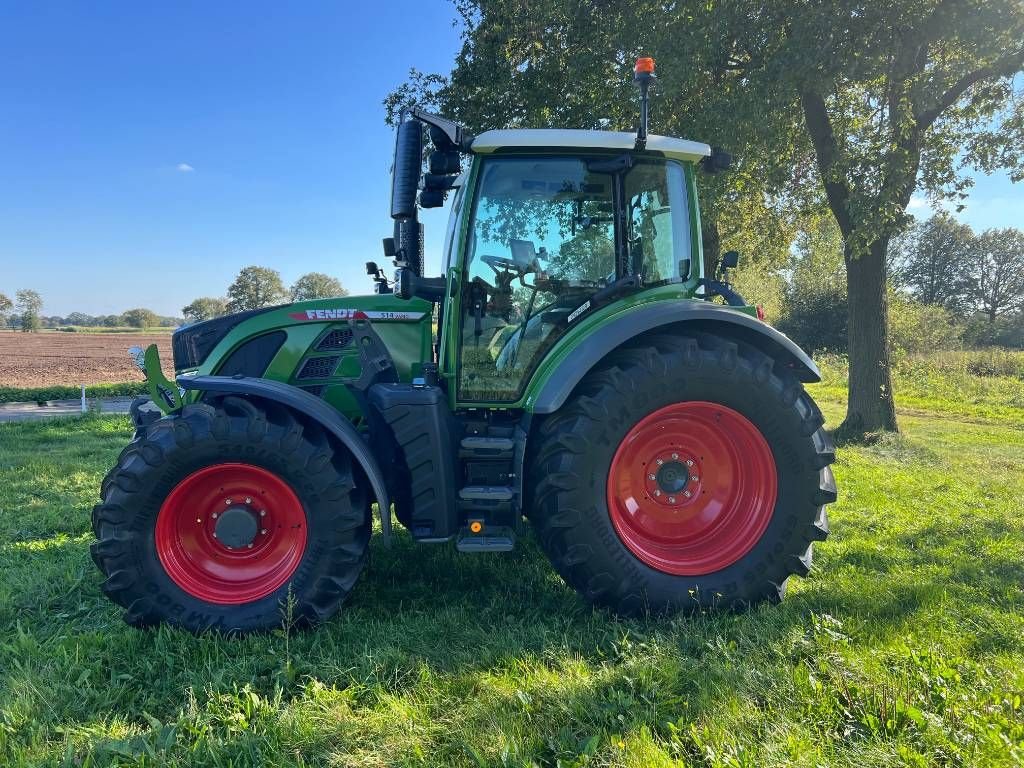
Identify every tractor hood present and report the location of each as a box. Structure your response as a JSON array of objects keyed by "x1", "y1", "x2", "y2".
[{"x1": 172, "y1": 294, "x2": 432, "y2": 372}]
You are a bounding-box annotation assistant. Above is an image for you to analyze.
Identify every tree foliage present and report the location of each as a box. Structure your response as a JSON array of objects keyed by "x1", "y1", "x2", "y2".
[
  {"x1": 290, "y1": 272, "x2": 347, "y2": 301},
  {"x1": 16, "y1": 289, "x2": 43, "y2": 333},
  {"x1": 384, "y1": 0, "x2": 815, "y2": 272},
  {"x1": 121, "y1": 308, "x2": 158, "y2": 328},
  {"x1": 182, "y1": 297, "x2": 229, "y2": 323},
  {"x1": 973, "y1": 227, "x2": 1024, "y2": 325},
  {"x1": 226, "y1": 266, "x2": 286, "y2": 312},
  {"x1": 891, "y1": 212, "x2": 977, "y2": 314}
]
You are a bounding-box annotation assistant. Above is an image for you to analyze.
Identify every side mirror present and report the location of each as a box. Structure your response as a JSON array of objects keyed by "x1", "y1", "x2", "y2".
[
  {"x1": 382, "y1": 238, "x2": 396, "y2": 259},
  {"x1": 700, "y1": 146, "x2": 733, "y2": 174},
  {"x1": 365, "y1": 261, "x2": 380, "y2": 276}
]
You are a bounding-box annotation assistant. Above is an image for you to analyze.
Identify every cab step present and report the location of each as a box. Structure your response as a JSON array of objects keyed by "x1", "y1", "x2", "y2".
[
  {"x1": 456, "y1": 525, "x2": 516, "y2": 553},
  {"x1": 459, "y1": 485, "x2": 514, "y2": 501},
  {"x1": 459, "y1": 436, "x2": 515, "y2": 459}
]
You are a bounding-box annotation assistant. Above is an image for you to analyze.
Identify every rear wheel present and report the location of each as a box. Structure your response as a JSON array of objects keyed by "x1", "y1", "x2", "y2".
[
  {"x1": 528, "y1": 332, "x2": 836, "y2": 614},
  {"x1": 91, "y1": 398, "x2": 370, "y2": 633}
]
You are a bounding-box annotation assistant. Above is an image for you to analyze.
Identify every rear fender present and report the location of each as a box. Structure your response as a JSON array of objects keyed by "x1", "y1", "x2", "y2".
[
  {"x1": 177, "y1": 375, "x2": 392, "y2": 541},
  {"x1": 530, "y1": 302, "x2": 821, "y2": 414}
]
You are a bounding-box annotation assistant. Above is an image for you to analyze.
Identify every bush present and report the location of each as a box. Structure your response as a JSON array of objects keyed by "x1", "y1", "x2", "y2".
[
  {"x1": 888, "y1": 292, "x2": 962, "y2": 357},
  {"x1": 775, "y1": 283, "x2": 848, "y2": 354},
  {"x1": 0, "y1": 382, "x2": 147, "y2": 404}
]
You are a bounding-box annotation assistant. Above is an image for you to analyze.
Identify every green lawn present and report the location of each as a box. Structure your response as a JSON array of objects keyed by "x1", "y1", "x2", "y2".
[{"x1": 1, "y1": 362, "x2": 1022, "y2": 767}]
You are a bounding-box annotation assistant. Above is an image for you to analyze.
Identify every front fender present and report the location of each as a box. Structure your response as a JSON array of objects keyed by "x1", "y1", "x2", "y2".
[
  {"x1": 177, "y1": 375, "x2": 392, "y2": 541},
  {"x1": 529, "y1": 301, "x2": 821, "y2": 414}
]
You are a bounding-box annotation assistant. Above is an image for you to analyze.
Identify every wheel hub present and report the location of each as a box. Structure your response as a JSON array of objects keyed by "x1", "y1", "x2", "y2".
[
  {"x1": 607, "y1": 401, "x2": 778, "y2": 576},
  {"x1": 214, "y1": 506, "x2": 259, "y2": 549},
  {"x1": 155, "y1": 463, "x2": 307, "y2": 604}
]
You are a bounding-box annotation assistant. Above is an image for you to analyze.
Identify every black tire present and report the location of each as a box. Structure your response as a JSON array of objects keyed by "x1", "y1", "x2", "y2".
[
  {"x1": 528, "y1": 331, "x2": 836, "y2": 615},
  {"x1": 91, "y1": 398, "x2": 370, "y2": 633}
]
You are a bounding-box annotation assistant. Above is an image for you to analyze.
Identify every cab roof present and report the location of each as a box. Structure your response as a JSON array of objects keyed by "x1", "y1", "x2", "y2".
[{"x1": 470, "y1": 129, "x2": 711, "y2": 163}]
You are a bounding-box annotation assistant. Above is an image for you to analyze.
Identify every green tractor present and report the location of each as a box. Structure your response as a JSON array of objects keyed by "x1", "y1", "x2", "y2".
[{"x1": 92, "y1": 59, "x2": 835, "y2": 633}]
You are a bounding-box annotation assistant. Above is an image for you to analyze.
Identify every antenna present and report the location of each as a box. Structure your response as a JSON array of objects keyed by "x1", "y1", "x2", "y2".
[{"x1": 633, "y1": 57, "x2": 656, "y2": 150}]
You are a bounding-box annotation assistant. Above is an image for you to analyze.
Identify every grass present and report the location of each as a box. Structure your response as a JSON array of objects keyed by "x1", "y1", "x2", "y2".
[{"x1": 0, "y1": 358, "x2": 1022, "y2": 766}]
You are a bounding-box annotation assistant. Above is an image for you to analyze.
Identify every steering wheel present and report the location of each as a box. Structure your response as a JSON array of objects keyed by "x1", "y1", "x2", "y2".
[{"x1": 481, "y1": 253, "x2": 522, "y2": 274}]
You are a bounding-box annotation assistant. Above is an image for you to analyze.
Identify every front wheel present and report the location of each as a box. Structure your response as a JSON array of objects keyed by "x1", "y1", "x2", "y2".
[
  {"x1": 91, "y1": 399, "x2": 370, "y2": 633},
  {"x1": 528, "y1": 332, "x2": 836, "y2": 615}
]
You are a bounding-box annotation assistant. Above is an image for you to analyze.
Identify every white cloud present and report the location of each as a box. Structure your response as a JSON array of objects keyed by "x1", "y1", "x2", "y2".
[
  {"x1": 176, "y1": 163, "x2": 194, "y2": 173},
  {"x1": 908, "y1": 195, "x2": 928, "y2": 209}
]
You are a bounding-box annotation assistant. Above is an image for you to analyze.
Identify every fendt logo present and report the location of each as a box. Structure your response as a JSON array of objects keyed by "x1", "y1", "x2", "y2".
[{"x1": 287, "y1": 309, "x2": 427, "y2": 322}]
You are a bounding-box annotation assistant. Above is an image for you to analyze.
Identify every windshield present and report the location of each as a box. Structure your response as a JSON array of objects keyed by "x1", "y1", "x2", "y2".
[{"x1": 458, "y1": 155, "x2": 690, "y2": 401}]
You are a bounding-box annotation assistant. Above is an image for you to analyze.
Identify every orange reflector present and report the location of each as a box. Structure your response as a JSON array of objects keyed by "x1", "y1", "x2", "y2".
[
  {"x1": 635, "y1": 57, "x2": 655, "y2": 74},
  {"x1": 469, "y1": 521, "x2": 483, "y2": 534},
  {"x1": 756, "y1": 305, "x2": 766, "y2": 322}
]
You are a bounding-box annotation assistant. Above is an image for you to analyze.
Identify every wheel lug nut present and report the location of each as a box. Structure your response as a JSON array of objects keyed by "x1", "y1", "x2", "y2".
[
  {"x1": 259, "y1": 510, "x2": 266, "y2": 517},
  {"x1": 684, "y1": 490, "x2": 692, "y2": 498},
  {"x1": 671, "y1": 453, "x2": 679, "y2": 460},
  {"x1": 656, "y1": 458, "x2": 664, "y2": 466},
  {"x1": 247, "y1": 543, "x2": 254, "y2": 549},
  {"x1": 212, "y1": 512, "x2": 218, "y2": 519},
  {"x1": 668, "y1": 496, "x2": 676, "y2": 504},
  {"x1": 260, "y1": 529, "x2": 267, "y2": 535},
  {"x1": 686, "y1": 459, "x2": 694, "y2": 467},
  {"x1": 225, "y1": 499, "x2": 232, "y2": 505},
  {"x1": 648, "y1": 474, "x2": 656, "y2": 480},
  {"x1": 196, "y1": 518, "x2": 201, "y2": 523},
  {"x1": 691, "y1": 476, "x2": 699, "y2": 483},
  {"x1": 245, "y1": 497, "x2": 252, "y2": 504},
  {"x1": 654, "y1": 490, "x2": 662, "y2": 497}
]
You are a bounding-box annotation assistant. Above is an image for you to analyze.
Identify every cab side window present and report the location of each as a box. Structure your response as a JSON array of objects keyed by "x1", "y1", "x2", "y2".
[{"x1": 624, "y1": 160, "x2": 691, "y2": 283}]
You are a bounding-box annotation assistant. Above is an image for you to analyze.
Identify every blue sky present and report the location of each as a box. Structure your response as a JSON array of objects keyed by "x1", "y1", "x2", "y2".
[{"x1": 0, "y1": 3, "x2": 1020, "y2": 317}]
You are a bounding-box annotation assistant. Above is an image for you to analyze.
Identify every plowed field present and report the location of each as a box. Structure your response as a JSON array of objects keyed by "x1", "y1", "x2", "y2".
[{"x1": 0, "y1": 330, "x2": 173, "y2": 387}]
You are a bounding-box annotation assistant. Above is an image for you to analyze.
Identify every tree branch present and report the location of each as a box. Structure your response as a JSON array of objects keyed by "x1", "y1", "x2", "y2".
[
  {"x1": 800, "y1": 89, "x2": 854, "y2": 237},
  {"x1": 916, "y1": 46, "x2": 1024, "y2": 129}
]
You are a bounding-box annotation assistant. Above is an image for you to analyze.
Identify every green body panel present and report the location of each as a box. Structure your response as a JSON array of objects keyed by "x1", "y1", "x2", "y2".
[{"x1": 177, "y1": 295, "x2": 433, "y2": 422}]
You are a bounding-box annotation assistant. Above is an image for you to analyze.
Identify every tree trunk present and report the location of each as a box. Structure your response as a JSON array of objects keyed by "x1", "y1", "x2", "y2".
[{"x1": 840, "y1": 237, "x2": 899, "y2": 437}]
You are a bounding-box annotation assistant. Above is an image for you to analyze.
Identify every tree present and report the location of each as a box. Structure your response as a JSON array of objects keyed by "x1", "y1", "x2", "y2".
[
  {"x1": 16, "y1": 289, "x2": 43, "y2": 332},
  {"x1": 892, "y1": 212, "x2": 977, "y2": 314},
  {"x1": 182, "y1": 297, "x2": 229, "y2": 323},
  {"x1": 121, "y1": 308, "x2": 158, "y2": 328},
  {"x1": 973, "y1": 228, "x2": 1024, "y2": 325},
  {"x1": 226, "y1": 266, "x2": 286, "y2": 312},
  {"x1": 754, "y1": 0, "x2": 1024, "y2": 436},
  {"x1": 290, "y1": 273, "x2": 347, "y2": 301},
  {"x1": 0, "y1": 292, "x2": 11, "y2": 327}
]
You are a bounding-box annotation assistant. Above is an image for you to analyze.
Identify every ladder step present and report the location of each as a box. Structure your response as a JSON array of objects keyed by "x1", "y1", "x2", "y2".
[
  {"x1": 459, "y1": 485, "x2": 514, "y2": 501},
  {"x1": 456, "y1": 526, "x2": 515, "y2": 553},
  {"x1": 459, "y1": 436, "x2": 515, "y2": 458}
]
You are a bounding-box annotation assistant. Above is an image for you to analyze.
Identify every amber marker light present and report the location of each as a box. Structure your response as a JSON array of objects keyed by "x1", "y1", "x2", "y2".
[{"x1": 634, "y1": 57, "x2": 655, "y2": 74}]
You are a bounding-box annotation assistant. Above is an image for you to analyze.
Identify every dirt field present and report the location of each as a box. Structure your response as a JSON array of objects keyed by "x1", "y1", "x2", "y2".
[{"x1": 0, "y1": 330, "x2": 174, "y2": 387}]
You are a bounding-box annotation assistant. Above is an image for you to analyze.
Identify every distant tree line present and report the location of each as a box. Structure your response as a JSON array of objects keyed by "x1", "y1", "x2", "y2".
[
  {"x1": 1, "y1": 266, "x2": 346, "y2": 331},
  {"x1": 762, "y1": 213, "x2": 1024, "y2": 354},
  {"x1": 181, "y1": 267, "x2": 348, "y2": 323},
  {"x1": 0, "y1": 288, "x2": 182, "y2": 332}
]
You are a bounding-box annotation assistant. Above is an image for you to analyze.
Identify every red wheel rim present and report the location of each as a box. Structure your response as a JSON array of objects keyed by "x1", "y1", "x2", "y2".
[
  {"x1": 155, "y1": 463, "x2": 307, "y2": 604},
  {"x1": 607, "y1": 402, "x2": 777, "y2": 576}
]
